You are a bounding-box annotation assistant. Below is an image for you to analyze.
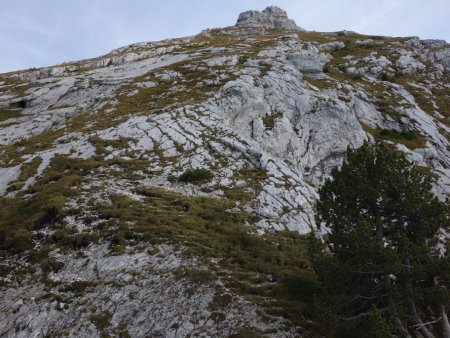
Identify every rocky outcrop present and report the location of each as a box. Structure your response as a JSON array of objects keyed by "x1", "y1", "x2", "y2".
[
  {"x1": 432, "y1": 48, "x2": 450, "y2": 69},
  {"x1": 395, "y1": 53, "x2": 426, "y2": 74},
  {"x1": 421, "y1": 39, "x2": 447, "y2": 49},
  {"x1": 236, "y1": 6, "x2": 304, "y2": 31},
  {"x1": 287, "y1": 48, "x2": 329, "y2": 73}
]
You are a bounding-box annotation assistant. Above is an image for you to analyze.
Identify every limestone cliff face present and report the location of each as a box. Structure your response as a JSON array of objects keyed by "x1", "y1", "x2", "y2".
[{"x1": 0, "y1": 7, "x2": 449, "y2": 338}]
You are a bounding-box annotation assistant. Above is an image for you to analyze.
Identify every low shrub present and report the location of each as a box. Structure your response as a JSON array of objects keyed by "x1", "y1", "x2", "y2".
[
  {"x1": 2, "y1": 229, "x2": 33, "y2": 253},
  {"x1": 178, "y1": 168, "x2": 213, "y2": 184}
]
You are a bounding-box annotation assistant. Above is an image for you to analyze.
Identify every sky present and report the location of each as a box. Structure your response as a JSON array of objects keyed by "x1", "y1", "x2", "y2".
[{"x1": 1, "y1": 0, "x2": 449, "y2": 73}]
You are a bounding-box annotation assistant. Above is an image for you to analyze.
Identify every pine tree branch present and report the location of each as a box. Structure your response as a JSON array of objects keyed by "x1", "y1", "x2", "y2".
[
  {"x1": 342, "y1": 307, "x2": 390, "y2": 321},
  {"x1": 409, "y1": 317, "x2": 441, "y2": 329},
  {"x1": 351, "y1": 293, "x2": 390, "y2": 301},
  {"x1": 350, "y1": 269, "x2": 384, "y2": 275}
]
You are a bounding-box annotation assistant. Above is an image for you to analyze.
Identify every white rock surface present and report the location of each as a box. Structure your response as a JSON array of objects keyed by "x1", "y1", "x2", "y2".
[
  {"x1": 0, "y1": 166, "x2": 21, "y2": 194},
  {"x1": 1, "y1": 244, "x2": 296, "y2": 338}
]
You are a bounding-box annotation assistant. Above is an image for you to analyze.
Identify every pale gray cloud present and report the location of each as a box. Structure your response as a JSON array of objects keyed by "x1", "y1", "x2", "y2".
[{"x1": 0, "y1": 0, "x2": 449, "y2": 73}]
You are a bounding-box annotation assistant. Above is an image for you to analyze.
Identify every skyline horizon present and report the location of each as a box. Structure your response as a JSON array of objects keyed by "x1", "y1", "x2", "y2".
[{"x1": 1, "y1": 1, "x2": 449, "y2": 73}]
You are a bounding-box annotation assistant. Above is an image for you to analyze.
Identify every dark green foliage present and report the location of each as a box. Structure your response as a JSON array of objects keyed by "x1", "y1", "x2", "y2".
[
  {"x1": 89, "y1": 311, "x2": 112, "y2": 334},
  {"x1": 178, "y1": 168, "x2": 213, "y2": 184},
  {"x1": 3, "y1": 229, "x2": 33, "y2": 253},
  {"x1": 351, "y1": 73, "x2": 363, "y2": 80},
  {"x1": 333, "y1": 307, "x2": 394, "y2": 338},
  {"x1": 312, "y1": 142, "x2": 450, "y2": 337},
  {"x1": 40, "y1": 258, "x2": 65, "y2": 274}
]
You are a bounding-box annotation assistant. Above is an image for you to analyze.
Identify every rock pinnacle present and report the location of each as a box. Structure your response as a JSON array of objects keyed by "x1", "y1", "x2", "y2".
[{"x1": 236, "y1": 6, "x2": 305, "y2": 31}]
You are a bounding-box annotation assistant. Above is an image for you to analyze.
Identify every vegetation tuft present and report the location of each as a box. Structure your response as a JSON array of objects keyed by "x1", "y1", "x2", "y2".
[
  {"x1": 178, "y1": 168, "x2": 213, "y2": 184},
  {"x1": 262, "y1": 111, "x2": 283, "y2": 130}
]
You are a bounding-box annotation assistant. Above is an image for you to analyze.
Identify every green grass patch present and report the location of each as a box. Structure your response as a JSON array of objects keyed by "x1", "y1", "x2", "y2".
[
  {"x1": 0, "y1": 109, "x2": 22, "y2": 121},
  {"x1": 391, "y1": 75, "x2": 439, "y2": 118},
  {"x1": 378, "y1": 129, "x2": 426, "y2": 148},
  {"x1": 6, "y1": 156, "x2": 42, "y2": 192},
  {"x1": 0, "y1": 76, "x2": 30, "y2": 96},
  {"x1": 0, "y1": 156, "x2": 320, "y2": 331},
  {"x1": 174, "y1": 268, "x2": 214, "y2": 284},
  {"x1": 0, "y1": 186, "x2": 72, "y2": 253},
  {"x1": 90, "y1": 187, "x2": 319, "y2": 328},
  {"x1": 361, "y1": 122, "x2": 427, "y2": 149},
  {"x1": 0, "y1": 110, "x2": 98, "y2": 166},
  {"x1": 0, "y1": 155, "x2": 105, "y2": 254},
  {"x1": 221, "y1": 166, "x2": 268, "y2": 205},
  {"x1": 303, "y1": 76, "x2": 334, "y2": 90},
  {"x1": 431, "y1": 87, "x2": 450, "y2": 120},
  {"x1": 114, "y1": 61, "x2": 229, "y2": 116}
]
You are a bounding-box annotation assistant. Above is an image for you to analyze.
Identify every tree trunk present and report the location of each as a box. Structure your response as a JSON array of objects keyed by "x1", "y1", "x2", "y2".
[
  {"x1": 434, "y1": 277, "x2": 450, "y2": 338},
  {"x1": 406, "y1": 296, "x2": 436, "y2": 338},
  {"x1": 388, "y1": 295, "x2": 411, "y2": 338},
  {"x1": 438, "y1": 304, "x2": 450, "y2": 338},
  {"x1": 402, "y1": 257, "x2": 436, "y2": 338},
  {"x1": 384, "y1": 273, "x2": 411, "y2": 337}
]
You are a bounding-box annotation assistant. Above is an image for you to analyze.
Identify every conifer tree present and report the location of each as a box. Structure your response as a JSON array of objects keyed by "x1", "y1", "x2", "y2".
[{"x1": 311, "y1": 142, "x2": 450, "y2": 337}]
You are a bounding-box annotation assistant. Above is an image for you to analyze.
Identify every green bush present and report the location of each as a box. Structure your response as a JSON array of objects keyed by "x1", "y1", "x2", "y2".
[
  {"x1": 178, "y1": 168, "x2": 213, "y2": 184},
  {"x1": 47, "y1": 229, "x2": 98, "y2": 249},
  {"x1": 3, "y1": 230, "x2": 33, "y2": 253},
  {"x1": 40, "y1": 258, "x2": 65, "y2": 273}
]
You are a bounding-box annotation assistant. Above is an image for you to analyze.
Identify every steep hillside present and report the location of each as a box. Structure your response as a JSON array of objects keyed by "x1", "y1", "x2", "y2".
[{"x1": 1, "y1": 6, "x2": 449, "y2": 337}]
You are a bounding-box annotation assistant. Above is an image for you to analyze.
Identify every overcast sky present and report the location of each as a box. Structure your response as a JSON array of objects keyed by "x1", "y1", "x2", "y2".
[{"x1": 1, "y1": 0, "x2": 449, "y2": 73}]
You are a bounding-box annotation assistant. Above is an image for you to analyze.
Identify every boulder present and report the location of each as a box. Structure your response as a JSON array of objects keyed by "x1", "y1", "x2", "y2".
[
  {"x1": 396, "y1": 54, "x2": 425, "y2": 74},
  {"x1": 432, "y1": 48, "x2": 450, "y2": 69},
  {"x1": 287, "y1": 49, "x2": 329, "y2": 73}
]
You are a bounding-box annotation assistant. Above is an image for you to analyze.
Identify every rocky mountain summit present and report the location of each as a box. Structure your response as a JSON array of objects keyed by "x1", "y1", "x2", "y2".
[
  {"x1": 0, "y1": 6, "x2": 449, "y2": 338},
  {"x1": 236, "y1": 6, "x2": 304, "y2": 31}
]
